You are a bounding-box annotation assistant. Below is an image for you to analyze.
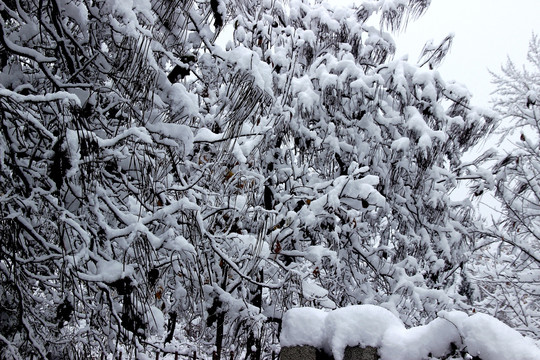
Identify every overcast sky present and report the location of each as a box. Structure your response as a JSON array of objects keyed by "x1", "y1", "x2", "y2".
[
  {"x1": 329, "y1": 0, "x2": 540, "y2": 215},
  {"x1": 384, "y1": 0, "x2": 540, "y2": 215},
  {"x1": 388, "y1": 0, "x2": 540, "y2": 107},
  {"x1": 332, "y1": 0, "x2": 539, "y2": 106}
]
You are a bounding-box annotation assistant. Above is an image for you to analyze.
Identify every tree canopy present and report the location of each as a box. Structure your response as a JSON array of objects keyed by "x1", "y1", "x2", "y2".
[{"x1": 0, "y1": 0, "x2": 504, "y2": 358}]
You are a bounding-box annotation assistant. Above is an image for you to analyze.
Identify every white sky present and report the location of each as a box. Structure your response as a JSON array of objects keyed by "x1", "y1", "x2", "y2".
[
  {"x1": 392, "y1": 0, "x2": 540, "y2": 107},
  {"x1": 334, "y1": 0, "x2": 538, "y2": 109},
  {"x1": 331, "y1": 0, "x2": 539, "y2": 217},
  {"x1": 386, "y1": 0, "x2": 540, "y2": 217},
  {"x1": 334, "y1": 0, "x2": 540, "y2": 106}
]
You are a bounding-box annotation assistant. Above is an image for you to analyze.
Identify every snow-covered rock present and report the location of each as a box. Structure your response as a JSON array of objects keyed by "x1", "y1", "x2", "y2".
[
  {"x1": 280, "y1": 307, "x2": 328, "y2": 349},
  {"x1": 461, "y1": 313, "x2": 540, "y2": 360},
  {"x1": 324, "y1": 305, "x2": 404, "y2": 360},
  {"x1": 280, "y1": 305, "x2": 540, "y2": 360},
  {"x1": 380, "y1": 317, "x2": 461, "y2": 360}
]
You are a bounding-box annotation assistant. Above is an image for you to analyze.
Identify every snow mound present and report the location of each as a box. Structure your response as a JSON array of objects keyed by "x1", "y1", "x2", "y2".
[
  {"x1": 281, "y1": 306, "x2": 540, "y2": 360},
  {"x1": 325, "y1": 305, "x2": 404, "y2": 360},
  {"x1": 280, "y1": 307, "x2": 328, "y2": 348},
  {"x1": 461, "y1": 313, "x2": 540, "y2": 360},
  {"x1": 380, "y1": 317, "x2": 461, "y2": 360}
]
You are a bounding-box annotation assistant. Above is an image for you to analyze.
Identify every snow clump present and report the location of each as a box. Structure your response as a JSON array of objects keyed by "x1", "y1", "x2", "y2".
[{"x1": 280, "y1": 305, "x2": 540, "y2": 360}]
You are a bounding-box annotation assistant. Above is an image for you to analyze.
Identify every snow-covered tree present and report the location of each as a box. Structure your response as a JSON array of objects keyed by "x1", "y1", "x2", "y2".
[
  {"x1": 252, "y1": 0, "x2": 497, "y2": 330},
  {"x1": 0, "y1": 0, "x2": 204, "y2": 357},
  {"x1": 0, "y1": 0, "x2": 495, "y2": 358},
  {"x1": 472, "y1": 35, "x2": 540, "y2": 338}
]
